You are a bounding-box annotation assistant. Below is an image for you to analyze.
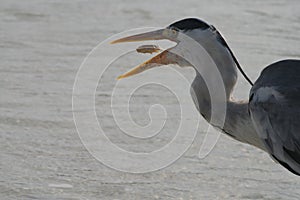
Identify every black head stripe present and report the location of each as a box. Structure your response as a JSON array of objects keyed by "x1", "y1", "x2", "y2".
[
  {"x1": 168, "y1": 18, "x2": 210, "y2": 31},
  {"x1": 216, "y1": 31, "x2": 254, "y2": 86}
]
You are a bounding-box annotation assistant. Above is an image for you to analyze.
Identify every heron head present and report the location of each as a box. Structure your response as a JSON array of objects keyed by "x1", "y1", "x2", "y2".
[{"x1": 111, "y1": 18, "x2": 226, "y2": 79}]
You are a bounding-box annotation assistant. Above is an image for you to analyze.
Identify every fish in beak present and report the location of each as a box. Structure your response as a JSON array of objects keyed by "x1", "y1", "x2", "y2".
[{"x1": 111, "y1": 29, "x2": 190, "y2": 79}]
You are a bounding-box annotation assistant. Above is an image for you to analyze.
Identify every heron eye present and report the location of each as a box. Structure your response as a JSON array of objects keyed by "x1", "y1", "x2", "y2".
[
  {"x1": 167, "y1": 28, "x2": 178, "y2": 38},
  {"x1": 169, "y1": 28, "x2": 177, "y2": 34}
]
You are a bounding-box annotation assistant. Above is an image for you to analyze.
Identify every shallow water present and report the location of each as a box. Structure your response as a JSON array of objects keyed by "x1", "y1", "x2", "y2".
[{"x1": 1, "y1": 0, "x2": 300, "y2": 199}]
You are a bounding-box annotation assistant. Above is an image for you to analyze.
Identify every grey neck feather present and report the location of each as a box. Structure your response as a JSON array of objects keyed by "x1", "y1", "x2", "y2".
[{"x1": 189, "y1": 45, "x2": 266, "y2": 151}]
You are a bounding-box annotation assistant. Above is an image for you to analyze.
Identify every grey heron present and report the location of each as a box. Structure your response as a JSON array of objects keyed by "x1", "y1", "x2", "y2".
[{"x1": 111, "y1": 18, "x2": 300, "y2": 176}]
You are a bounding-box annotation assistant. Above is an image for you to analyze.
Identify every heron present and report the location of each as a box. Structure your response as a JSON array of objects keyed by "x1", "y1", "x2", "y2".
[{"x1": 111, "y1": 18, "x2": 300, "y2": 176}]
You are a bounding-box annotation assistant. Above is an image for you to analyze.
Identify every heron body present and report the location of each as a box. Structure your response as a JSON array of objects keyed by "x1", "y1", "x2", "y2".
[
  {"x1": 112, "y1": 18, "x2": 300, "y2": 176},
  {"x1": 249, "y1": 60, "x2": 300, "y2": 175}
]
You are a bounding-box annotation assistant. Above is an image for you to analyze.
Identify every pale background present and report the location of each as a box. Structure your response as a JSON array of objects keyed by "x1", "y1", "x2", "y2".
[{"x1": 1, "y1": 0, "x2": 300, "y2": 199}]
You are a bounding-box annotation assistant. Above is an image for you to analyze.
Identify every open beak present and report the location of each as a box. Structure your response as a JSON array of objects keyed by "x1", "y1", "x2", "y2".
[
  {"x1": 116, "y1": 49, "x2": 177, "y2": 80},
  {"x1": 111, "y1": 29, "x2": 187, "y2": 80}
]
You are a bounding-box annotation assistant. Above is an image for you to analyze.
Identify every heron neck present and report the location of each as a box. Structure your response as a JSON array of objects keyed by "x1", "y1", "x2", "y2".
[{"x1": 191, "y1": 72, "x2": 266, "y2": 150}]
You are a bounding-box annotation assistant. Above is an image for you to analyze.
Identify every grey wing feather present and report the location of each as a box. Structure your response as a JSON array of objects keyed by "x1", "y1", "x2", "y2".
[{"x1": 249, "y1": 60, "x2": 300, "y2": 175}]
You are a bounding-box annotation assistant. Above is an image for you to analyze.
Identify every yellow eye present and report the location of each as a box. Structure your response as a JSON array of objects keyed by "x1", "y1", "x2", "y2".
[
  {"x1": 163, "y1": 28, "x2": 178, "y2": 39},
  {"x1": 168, "y1": 28, "x2": 178, "y2": 38}
]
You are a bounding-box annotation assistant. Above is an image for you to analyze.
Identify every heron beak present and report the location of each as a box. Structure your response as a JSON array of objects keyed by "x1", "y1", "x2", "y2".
[
  {"x1": 110, "y1": 29, "x2": 167, "y2": 44},
  {"x1": 111, "y1": 29, "x2": 189, "y2": 79},
  {"x1": 117, "y1": 49, "x2": 177, "y2": 80}
]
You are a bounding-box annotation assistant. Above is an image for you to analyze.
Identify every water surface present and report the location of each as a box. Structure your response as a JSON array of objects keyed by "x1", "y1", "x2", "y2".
[{"x1": 1, "y1": 0, "x2": 300, "y2": 199}]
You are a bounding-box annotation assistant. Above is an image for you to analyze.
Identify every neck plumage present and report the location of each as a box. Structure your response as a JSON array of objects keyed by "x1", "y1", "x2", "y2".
[{"x1": 190, "y1": 52, "x2": 266, "y2": 151}]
